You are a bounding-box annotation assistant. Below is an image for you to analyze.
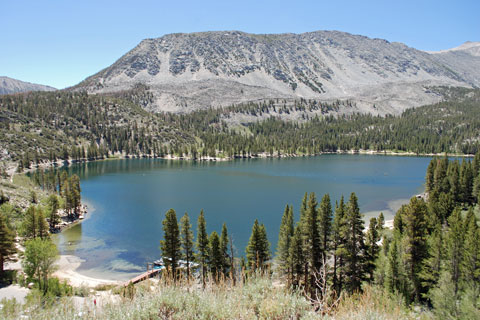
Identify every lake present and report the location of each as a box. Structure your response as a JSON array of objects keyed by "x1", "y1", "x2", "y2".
[{"x1": 53, "y1": 155, "x2": 431, "y2": 281}]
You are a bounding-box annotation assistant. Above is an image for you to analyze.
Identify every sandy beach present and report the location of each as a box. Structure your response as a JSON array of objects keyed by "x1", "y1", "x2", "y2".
[{"x1": 54, "y1": 255, "x2": 121, "y2": 288}]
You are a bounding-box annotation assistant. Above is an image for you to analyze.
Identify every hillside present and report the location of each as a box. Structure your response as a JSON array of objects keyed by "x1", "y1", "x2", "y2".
[
  {"x1": 1, "y1": 87, "x2": 479, "y2": 165},
  {"x1": 0, "y1": 76, "x2": 56, "y2": 95},
  {"x1": 74, "y1": 31, "x2": 480, "y2": 114}
]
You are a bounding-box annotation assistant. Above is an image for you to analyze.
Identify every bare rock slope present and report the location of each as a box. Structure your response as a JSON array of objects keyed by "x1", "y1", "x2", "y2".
[
  {"x1": 75, "y1": 31, "x2": 480, "y2": 114},
  {"x1": 0, "y1": 76, "x2": 56, "y2": 95}
]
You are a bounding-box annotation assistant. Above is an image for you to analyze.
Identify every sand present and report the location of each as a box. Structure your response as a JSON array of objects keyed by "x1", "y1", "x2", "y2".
[{"x1": 54, "y1": 255, "x2": 121, "y2": 288}]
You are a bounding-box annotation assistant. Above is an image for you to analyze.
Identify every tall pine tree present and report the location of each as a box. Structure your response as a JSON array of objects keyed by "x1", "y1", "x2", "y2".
[
  {"x1": 318, "y1": 194, "x2": 332, "y2": 267},
  {"x1": 276, "y1": 204, "x2": 294, "y2": 277},
  {"x1": 196, "y1": 210, "x2": 209, "y2": 287},
  {"x1": 342, "y1": 192, "x2": 366, "y2": 294},
  {"x1": 160, "y1": 209, "x2": 181, "y2": 279},
  {"x1": 180, "y1": 212, "x2": 194, "y2": 279}
]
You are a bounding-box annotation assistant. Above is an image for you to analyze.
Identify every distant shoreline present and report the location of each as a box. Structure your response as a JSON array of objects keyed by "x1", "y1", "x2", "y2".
[{"x1": 10, "y1": 148, "x2": 473, "y2": 175}]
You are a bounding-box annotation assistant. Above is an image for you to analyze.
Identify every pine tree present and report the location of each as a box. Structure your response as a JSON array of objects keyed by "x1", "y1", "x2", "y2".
[
  {"x1": 208, "y1": 231, "x2": 222, "y2": 280},
  {"x1": 402, "y1": 197, "x2": 429, "y2": 302},
  {"x1": 0, "y1": 213, "x2": 16, "y2": 275},
  {"x1": 460, "y1": 160, "x2": 474, "y2": 204},
  {"x1": 219, "y1": 223, "x2": 230, "y2": 276},
  {"x1": 473, "y1": 151, "x2": 480, "y2": 176},
  {"x1": 301, "y1": 192, "x2": 321, "y2": 294},
  {"x1": 420, "y1": 222, "x2": 444, "y2": 298},
  {"x1": 365, "y1": 217, "x2": 380, "y2": 281},
  {"x1": 246, "y1": 219, "x2": 270, "y2": 271},
  {"x1": 462, "y1": 210, "x2": 480, "y2": 290},
  {"x1": 447, "y1": 160, "x2": 460, "y2": 203},
  {"x1": 160, "y1": 209, "x2": 181, "y2": 279},
  {"x1": 258, "y1": 223, "x2": 270, "y2": 267},
  {"x1": 47, "y1": 194, "x2": 60, "y2": 230},
  {"x1": 36, "y1": 209, "x2": 49, "y2": 239},
  {"x1": 276, "y1": 204, "x2": 294, "y2": 277},
  {"x1": 180, "y1": 212, "x2": 194, "y2": 280},
  {"x1": 385, "y1": 232, "x2": 402, "y2": 294},
  {"x1": 342, "y1": 192, "x2": 366, "y2": 294},
  {"x1": 318, "y1": 194, "x2": 332, "y2": 266},
  {"x1": 332, "y1": 196, "x2": 346, "y2": 295},
  {"x1": 473, "y1": 172, "x2": 480, "y2": 204},
  {"x1": 445, "y1": 208, "x2": 465, "y2": 296},
  {"x1": 425, "y1": 158, "x2": 436, "y2": 193},
  {"x1": 288, "y1": 224, "x2": 305, "y2": 288},
  {"x1": 433, "y1": 157, "x2": 449, "y2": 194},
  {"x1": 22, "y1": 206, "x2": 37, "y2": 239},
  {"x1": 196, "y1": 210, "x2": 209, "y2": 287},
  {"x1": 378, "y1": 212, "x2": 385, "y2": 231}
]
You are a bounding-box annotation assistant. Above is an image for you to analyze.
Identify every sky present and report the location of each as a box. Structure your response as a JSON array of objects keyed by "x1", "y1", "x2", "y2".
[{"x1": 1, "y1": 0, "x2": 479, "y2": 89}]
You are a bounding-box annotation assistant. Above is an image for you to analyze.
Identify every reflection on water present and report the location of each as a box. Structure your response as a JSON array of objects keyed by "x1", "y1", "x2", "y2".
[{"x1": 53, "y1": 155, "x2": 431, "y2": 280}]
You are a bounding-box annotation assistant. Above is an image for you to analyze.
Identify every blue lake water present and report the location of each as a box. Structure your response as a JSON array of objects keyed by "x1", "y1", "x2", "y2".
[{"x1": 53, "y1": 155, "x2": 431, "y2": 280}]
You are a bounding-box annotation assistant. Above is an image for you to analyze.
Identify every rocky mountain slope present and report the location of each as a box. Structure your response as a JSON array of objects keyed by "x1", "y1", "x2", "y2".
[
  {"x1": 0, "y1": 76, "x2": 56, "y2": 95},
  {"x1": 74, "y1": 31, "x2": 480, "y2": 114}
]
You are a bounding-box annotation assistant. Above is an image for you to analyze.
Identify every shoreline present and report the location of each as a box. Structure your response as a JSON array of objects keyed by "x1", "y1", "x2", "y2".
[
  {"x1": 54, "y1": 255, "x2": 121, "y2": 288},
  {"x1": 7, "y1": 148, "x2": 474, "y2": 177}
]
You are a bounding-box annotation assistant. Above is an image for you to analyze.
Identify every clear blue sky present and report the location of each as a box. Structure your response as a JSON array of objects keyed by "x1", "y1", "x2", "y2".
[{"x1": 1, "y1": 0, "x2": 478, "y2": 89}]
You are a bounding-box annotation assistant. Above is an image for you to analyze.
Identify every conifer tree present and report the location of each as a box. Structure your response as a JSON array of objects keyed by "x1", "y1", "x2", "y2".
[
  {"x1": 180, "y1": 212, "x2": 194, "y2": 279},
  {"x1": 318, "y1": 194, "x2": 332, "y2": 266},
  {"x1": 0, "y1": 213, "x2": 16, "y2": 275},
  {"x1": 219, "y1": 223, "x2": 230, "y2": 276},
  {"x1": 473, "y1": 171, "x2": 480, "y2": 204},
  {"x1": 160, "y1": 209, "x2": 181, "y2": 279},
  {"x1": 377, "y1": 212, "x2": 385, "y2": 231},
  {"x1": 258, "y1": 223, "x2": 270, "y2": 266},
  {"x1": 36, "y1": 209, "x2": 49, "y2": 239},
  {"x1": 342, "y1": 192, "x2": 366, "y2": 294},
  {"x1": 433, "y1": 157, "x2": 449, "y2": 194},
  {"x1": 385, "y1": 232, "x2": 402, "y2": 294},
  {"x1": 473, "y1": 151, "x2": 480, "y2": 176},
  {"x1": 208, "y1": 231, "x2": 222, "y2": 280},
  {"x1": 246, "y1": 219, "x2": 270, "y2": 271},
  {"x1": 447, "y1": 160, "x2": 460, "y2": 203},
  {"x1": 47, "y1": 194, "x2": 60, "y2": 230},
  {"x1": 22, "y1": 206, "x2": 37, "y2": 239},
  {"x1": 276, "y1": 204, "x2": 294, "y2": 276},
  {"x1": 425, "y1": 158, "x2": 436, "y2": 193},
  {"x1": 288, "y1": 224, "x2": 305, "y2": 288},
  {"x1": 420, "y1": 222, "x2": 443, "y2": 297},
  {"x1": 460, "y1": 160, "x2": 474, "y2": 204},
  {"x1": 196, "y1": 210, "x2": 209, "y2": 287},
  {"x1": 301, "y1": 192, "x2": 321, "y2": 294},
  {"x1": 365, "y1": 217, "x2": 380, "y2": 281},
  {"x1": 332, "y1": 196, "x2": 346, "y2": 294},
  {"x1": 445, "y1": 208, "x2": 465, "y2": 296},
  {"x1": 462, "y1": 210, "x2": 480, "y2": 290},
  {"x1": 402, "y1": 197, "x2": 428, "y2": 302},
  {"x1": 299, "y1": 192, "x2": 308, "y2": 222}
]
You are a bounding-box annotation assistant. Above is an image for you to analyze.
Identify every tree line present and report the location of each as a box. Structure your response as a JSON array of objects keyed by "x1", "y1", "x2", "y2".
[{"x1": 2, "y1": 87, "x2": 480, "y2": 169}]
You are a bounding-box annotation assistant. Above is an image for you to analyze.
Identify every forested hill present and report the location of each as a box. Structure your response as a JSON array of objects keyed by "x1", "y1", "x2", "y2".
[{"x1": 0, "y1": 87, "x2": 479, "y2": 168}]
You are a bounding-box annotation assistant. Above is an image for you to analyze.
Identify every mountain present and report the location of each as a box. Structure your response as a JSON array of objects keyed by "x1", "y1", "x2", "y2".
[
  {"x1": 0, "y1": 76, "x2": 56, "y2": 95},
  {"x1": 74, "y1": 31, "x2": 480, "y2": 114},
  {"x1": 430, "y1": 41, "x2": 480, "y2": 57}
]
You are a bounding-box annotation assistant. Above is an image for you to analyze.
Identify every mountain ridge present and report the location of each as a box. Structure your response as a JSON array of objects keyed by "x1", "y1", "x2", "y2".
[
  {"x1": 73, "y1": 30, "x2": 480, "y2": 114},
  {"x1": 0, "y1": 76, "x2": 56, "y2": 95}
]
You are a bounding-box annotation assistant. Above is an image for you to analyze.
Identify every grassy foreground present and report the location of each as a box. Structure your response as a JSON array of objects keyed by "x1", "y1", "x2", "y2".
[{"x1": 0, "y1": 275, "x2": 429, "y2": 320}]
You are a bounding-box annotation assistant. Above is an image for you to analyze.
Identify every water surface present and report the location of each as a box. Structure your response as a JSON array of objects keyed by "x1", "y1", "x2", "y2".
[{"x1": 54, "y1": 155, "x2": 430, "y2": 280}]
